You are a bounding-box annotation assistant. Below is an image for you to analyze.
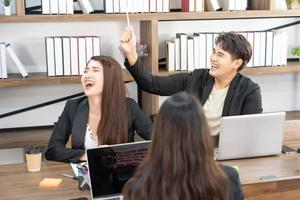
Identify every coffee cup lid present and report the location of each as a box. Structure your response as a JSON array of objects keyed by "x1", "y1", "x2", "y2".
[{"x1": 25, "y1": 146, "x2": 42, "y2": 154}]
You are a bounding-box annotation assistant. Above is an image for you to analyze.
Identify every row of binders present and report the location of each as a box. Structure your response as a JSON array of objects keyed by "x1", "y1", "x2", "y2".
[
  {"x1": 104, "y1": 0, "x2": 244, "y2": 13},
  {"x1": 39, "y1": 0, "x2": 94, "y2": 15},
  {"x1": 28, "y1": 0, "x2": 289, "y2": 15},
  {"x1": 205, "y1": 0, "x2": 247, "y2": 11},
  {"x1": 193, "y1": 0, "x2": 286, "y2": 11},
  {"x1": 39, "y1": 0, "x2": 171, "y2": 14},
  {"x1": 166, "y1": 31, "x2": 288, "y2": 72},
  {"x1": 45, "y1": 36, "x2": 101, "y2": 77},
  {"x1": 0, "y1": 43, "x2": 28, "y2": 79},
  {"x1": 108, "y1": 0, "x2": 245, "y2": 13},
  {"x1": 104, "y1": 0, "x2": 170, "y2": 13}
]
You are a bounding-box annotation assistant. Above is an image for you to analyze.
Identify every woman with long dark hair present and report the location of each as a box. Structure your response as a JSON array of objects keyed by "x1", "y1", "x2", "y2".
[
  {"x1": 122, "y1": 92, "x2": 243, "y2": 200},
  {"x1": 45, "y1": 56, "x2": 152, "y2": 163}
]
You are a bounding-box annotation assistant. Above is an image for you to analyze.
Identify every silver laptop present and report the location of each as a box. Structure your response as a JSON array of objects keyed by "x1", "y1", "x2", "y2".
[
  {"x1": 86, "y1": 141, "x2": 150, "y2": 200},
  {"x1": 215, "y1": 112, "x2": 286, "y2": 160}
]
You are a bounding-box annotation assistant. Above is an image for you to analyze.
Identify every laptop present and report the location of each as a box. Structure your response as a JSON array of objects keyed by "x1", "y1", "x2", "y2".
[
  {"x1": 86, "y1": 141, "x2": 150, "y2": 200},
  {"x1": 215, "y1": 112, "x2": 286, "y2": 160}
]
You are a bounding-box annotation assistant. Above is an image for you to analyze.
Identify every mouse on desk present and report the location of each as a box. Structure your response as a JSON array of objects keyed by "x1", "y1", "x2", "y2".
[{"x1": 259, "y1": 175, "x2": 277, "y2": 180}]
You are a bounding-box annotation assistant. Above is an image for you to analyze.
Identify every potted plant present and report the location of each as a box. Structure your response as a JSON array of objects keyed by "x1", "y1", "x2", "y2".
[
  {"x1": 291, "y1": 47, "x2": 300, "y2": 61},
  {"x1": 2, "y1": 0, "x2": 12, "y2": 16},
  {"x1": 287, "y1": 0, "x2": 300, "y2": 9}
]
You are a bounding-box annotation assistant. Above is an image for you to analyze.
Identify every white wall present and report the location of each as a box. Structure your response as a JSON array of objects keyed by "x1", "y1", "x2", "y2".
[{"x1": 0, "y1": 148, "x2": 24, "y2": 165}]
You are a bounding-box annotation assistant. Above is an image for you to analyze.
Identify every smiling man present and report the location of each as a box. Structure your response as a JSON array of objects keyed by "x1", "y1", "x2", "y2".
[{"x1": 120, "y1": 28, "x2": 262, "y2": 136}]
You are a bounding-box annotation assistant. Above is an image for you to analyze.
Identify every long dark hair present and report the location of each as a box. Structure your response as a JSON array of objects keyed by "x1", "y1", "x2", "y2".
[
  {"x1": 89, "y1": 56, "x2": 128, "y2": 145},
  {"x1": 123, "y1": 92, "x2": 229, "y2": 200}
]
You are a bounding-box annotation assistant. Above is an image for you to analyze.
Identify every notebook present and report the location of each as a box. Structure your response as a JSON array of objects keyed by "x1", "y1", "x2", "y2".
[
  {"x1": 86, "y1": 141, "x2": 150, "y2": 200},
  {"x1": 215, "y1": 112, "x2": 286, "y2": 160}
]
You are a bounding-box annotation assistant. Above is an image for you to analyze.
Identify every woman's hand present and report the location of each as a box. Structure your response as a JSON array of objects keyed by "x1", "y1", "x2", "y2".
[{"x1": 80, "y1": 153, "x2": 87, "y2": 161}]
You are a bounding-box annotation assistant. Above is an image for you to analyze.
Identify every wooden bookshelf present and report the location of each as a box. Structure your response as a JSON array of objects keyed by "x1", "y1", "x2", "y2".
[
  {"x1": 242, "y1": 62, "x2": 300, "y2": 76},
  {"x1": 0, "y1": 128, "x2": 52, "y2": 149},
  {"x1": 1, "y1": 0, "x2": 299, "y2": 115},
  {"x1": 158, "y1": 62, "x2": 300, "y2": 77},
  {"x1": 0, "y1": 69, "x2": 133, "y2": 88},
  {"x1": 1, "y1": 10, "x2": 300, "y2": 23}
]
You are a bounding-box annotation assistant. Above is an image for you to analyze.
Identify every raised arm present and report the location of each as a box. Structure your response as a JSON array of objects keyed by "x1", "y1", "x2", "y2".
[
  {"x1": 119, "y1": 26, "x2": 138, "y2": 65},
  {"x1": 120, "y1": 26, "x2": 191, "y2": 96}
]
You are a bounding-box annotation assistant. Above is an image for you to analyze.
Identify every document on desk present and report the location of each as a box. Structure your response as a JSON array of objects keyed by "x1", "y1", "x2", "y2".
[
  {"x1": 70, "y1": 163, "x2": 79, "y2": 177},
  {"x1": 70, "y1": 162, "x2": 88, "y2": 176}
]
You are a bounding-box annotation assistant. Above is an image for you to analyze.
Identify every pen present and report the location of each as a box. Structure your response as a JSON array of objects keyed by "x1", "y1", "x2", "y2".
[
  {"x1": 62, "y1": 173, "x2": 78, "y2": 180},
  {"x1": 126, "y1": 0, "x2": 130, "y2": 27}
]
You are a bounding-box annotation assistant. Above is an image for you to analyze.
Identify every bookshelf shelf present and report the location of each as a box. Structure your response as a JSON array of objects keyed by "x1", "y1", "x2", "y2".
[
  {"x1": 0, "y1": 69, "x2": 133, "y2": 88},
  {"x1": 0, "y1": 10, "x2": 299, "y2": 23},
  {"x1": 0, "y1": 128, "x2": 52, "y2": 149},
  {"x1": 158, "y1": 62, "x2": 300, "y2": 77},
  {"x1": 155, "y1": 10, "x2": 300, "y2": 21},
  {"x1": 241, "y1": 62, "x2": 300, "y2": 76}
]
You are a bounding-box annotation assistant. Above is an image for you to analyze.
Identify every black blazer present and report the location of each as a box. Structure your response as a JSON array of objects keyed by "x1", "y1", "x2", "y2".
[
  {"x1": 126, "y1": 164, "x2": 244, "y2": 200},
  {"x1": 220, "y1": 164, "x2": 244, "y2": 200},
  {"x1": 45, "y1": 96, "x2": 152, "y2": 163},
  {"x1": 125, "y1": 57, "x2": 263, "y2": 116}
]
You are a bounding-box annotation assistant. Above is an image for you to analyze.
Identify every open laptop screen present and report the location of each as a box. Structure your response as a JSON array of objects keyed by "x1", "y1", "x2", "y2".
[
  {"x1": 87, "y1": 141, "x2": 150, "y2": 199},
  {"x1": 216, "y1": 112, "x2": 286, "y2": 160}
]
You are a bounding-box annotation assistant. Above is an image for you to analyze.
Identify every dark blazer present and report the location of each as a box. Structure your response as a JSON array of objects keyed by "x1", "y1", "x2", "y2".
[
  {"x1": 125, "y1": 57, "x2": 263, "y2": 116},
  {"x1": 45, "y1": 96, "x2": 152, "y2": 163},
  {"x1": 220, "y1": 164, "x2": 244, "y2": 200},
  {"x1": 126, "y1": 164, "x2": 244, "y2": 200}
]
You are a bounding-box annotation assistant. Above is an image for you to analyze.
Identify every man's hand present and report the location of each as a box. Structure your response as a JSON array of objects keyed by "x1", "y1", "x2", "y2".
[{"x1": 119, "y1": 26, "x2": 138, "y2": 65}]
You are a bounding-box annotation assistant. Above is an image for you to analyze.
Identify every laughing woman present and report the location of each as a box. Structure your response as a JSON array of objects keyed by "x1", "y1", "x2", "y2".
[{"x1": 45, "y1": 56, "x2": 152, "y2": 163}]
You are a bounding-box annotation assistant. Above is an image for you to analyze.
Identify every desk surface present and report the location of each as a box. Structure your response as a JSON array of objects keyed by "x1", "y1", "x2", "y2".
[
  {"x1": 1, "y1": 161, "x2": 90, "y2": 200},
  {"x1": 2, "y1": 155, "x2": 300, "y2": 200},
  {"x1": 1, "y1": 120, "x2": 300, "y2": 200},
  {"x1": 222, "y1": 154, "x2": 300, "y2": 199}
]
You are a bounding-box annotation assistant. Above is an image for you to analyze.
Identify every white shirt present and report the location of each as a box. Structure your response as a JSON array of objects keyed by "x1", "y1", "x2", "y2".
[
  {"x1": 84, "y1": 124, "x2": 99, "y2": 149},
  {"x1": 203, "y1": 86, "x2": 229, "y2": 136}
]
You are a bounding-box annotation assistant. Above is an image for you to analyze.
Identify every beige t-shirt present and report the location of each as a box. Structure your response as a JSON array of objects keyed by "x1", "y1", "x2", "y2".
[{"x1": 203, "y1": 86, "x2": 229, "y2": 136}]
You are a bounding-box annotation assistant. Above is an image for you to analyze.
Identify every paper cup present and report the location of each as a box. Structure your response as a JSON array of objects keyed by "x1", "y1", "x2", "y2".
[{"x1": 25, "y1": 146, "x2": 42, "y2": 172}]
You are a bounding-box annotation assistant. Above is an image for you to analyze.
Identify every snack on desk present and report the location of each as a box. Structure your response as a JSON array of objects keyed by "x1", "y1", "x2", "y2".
[{"x1": 39, "y1": 178, "x2": 62, "y2": 188}]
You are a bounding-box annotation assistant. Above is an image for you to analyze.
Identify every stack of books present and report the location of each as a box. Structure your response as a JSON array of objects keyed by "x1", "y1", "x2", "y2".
[
  {"x1": 45, "y1": 36, "x2": 101, "y2": 77},
  {"x1": 0, "y1": 43, "x2": 28, "y2": 79},
  {"x1": 166, "y1": 30, "x2": 288, "y2": 72}
]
